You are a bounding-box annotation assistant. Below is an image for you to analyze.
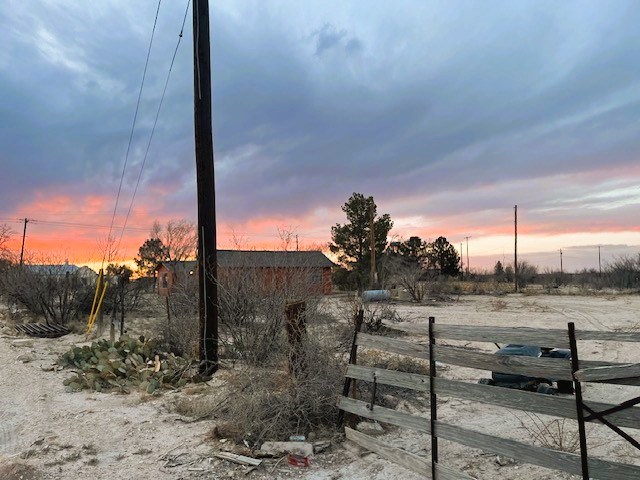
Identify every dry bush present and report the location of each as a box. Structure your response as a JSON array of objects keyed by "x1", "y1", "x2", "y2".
[
  {"x1": 383, "y1": 256, "x2": 435, "y2": 303},
  {"x1": 217, "y1": 333, "x2": 346, "y2": 446},
  {"x1": 357, "y1": 349, "x2": 429, "y2": 375},
  {"x1": 355, "y1": 350, "x2": 429, "y2": 406},
  {"x1": 0, "y1": 462, "x2": 41, "y2": 480},
  {"x1": 163, "y1": 258, "x2": 332, "y2": 364},
  {"x1": 489, "y1": 299, "x2": 508, "y2": 311},
  {"x1": 162, "y1": 275, "x2": 199, "y2": 358},
  {"x1": 336, "y1": 294, "x2": 403, "y2": 333},
  {"x1": 515, "y1": 412, "x2": 580, "y2": 453},
  {"x1": 0, "y1": 260, "x2": 94, "y2": 325}
]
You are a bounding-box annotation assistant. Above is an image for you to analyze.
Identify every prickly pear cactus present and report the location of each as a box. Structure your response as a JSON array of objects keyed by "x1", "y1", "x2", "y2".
[{"x1": 58, "y1": 335, "x2": 192, "y2": 394}]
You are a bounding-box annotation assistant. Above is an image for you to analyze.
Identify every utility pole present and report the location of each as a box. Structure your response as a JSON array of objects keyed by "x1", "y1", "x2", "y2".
[
  {"x1": 460, "y1": 242, "x2": 463, "y2": 277},
  {"x1": 560, "y1": 249, "x2": 563, "y2": 274},
  {"x1": 598, "y1": 246, "x2": 602, "y2": 276},
  {"x1": 464, "y1": 236, "x2": 471, "y2": 277},
  {"x1": 370, "y1": 203, "x2": 377, "y2": 289},
  {"x1": 296, "y1": 234, "x2": 299, "y2": 251},
  {"x1": 19, "y1": 218, "x2": 29, "y2": 266},
  {"x1": 514, "y1": 205, "x2": 518, "y2": 292},
  {"x1": 193, "y1": 0, "x2": 218, "y2": 375}
]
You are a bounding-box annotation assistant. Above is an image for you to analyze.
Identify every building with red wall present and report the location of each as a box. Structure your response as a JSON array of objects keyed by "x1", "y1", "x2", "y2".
[{"x1": 156, "y1": 250, "x2": 334, "y2": 296}]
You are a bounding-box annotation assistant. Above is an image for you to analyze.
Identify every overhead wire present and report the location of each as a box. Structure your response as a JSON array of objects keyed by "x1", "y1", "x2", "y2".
[
  {"x1": 115, "y1": 0, "x2": 191, "y2": 256},
  {"x1": 103, "y1": 0, "x2": 163, "y2": 266}
]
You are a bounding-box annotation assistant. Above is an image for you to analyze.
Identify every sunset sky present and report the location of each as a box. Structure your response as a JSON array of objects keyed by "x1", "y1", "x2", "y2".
[{"x1": 1, "y1": 1, "x2": 639, "y2": 272}]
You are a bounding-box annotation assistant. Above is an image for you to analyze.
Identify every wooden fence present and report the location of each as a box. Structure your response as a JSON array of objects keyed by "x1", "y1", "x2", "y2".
[{"x1": 337, "y1": 315, "x2": 640, "y2": 479}]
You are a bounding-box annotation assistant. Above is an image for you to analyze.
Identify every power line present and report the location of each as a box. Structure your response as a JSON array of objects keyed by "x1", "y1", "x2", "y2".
[
  {"x1": 0, "y1": 217, "x2": 150, "y2": 232},
  {"x1": 104, "y1": 0, "x2": 163, "y2": 265},
  {"x1": 115, "y1": 0, "x2": 191, "y2": 255}
]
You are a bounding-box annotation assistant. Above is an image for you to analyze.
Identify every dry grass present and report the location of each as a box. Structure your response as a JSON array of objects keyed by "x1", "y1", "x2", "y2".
[
  {"x1": 0, "y1": 462, "x2": 41, "y2": 480},
  {"x1": 515, "y1": 412, "x2": 580, "y2": 453},
  {"x1": 489, "y1": 299, "x2": 508, "y2": 311}
]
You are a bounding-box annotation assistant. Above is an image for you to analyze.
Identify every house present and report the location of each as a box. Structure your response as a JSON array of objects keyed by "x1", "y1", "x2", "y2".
[
  {"x1": 25, "y1": 262, "x2": 98, "y2": 285},
  {"x1": 156, "y1": 250, "x2": 334, "y2": 296}
]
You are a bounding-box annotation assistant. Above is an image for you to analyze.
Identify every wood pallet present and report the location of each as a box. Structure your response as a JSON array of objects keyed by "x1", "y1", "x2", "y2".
[{"x1": 15, "y1": 323, "x2": 70, "y2": 338}]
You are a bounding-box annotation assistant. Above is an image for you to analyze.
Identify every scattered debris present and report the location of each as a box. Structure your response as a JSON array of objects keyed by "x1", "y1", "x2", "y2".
[
  {"x1": 11, "y1": 339, "x2": 34, "y2": 348},
  {"x1": 313, "y1": 440, "x2": 331, "y2": 454},
  {"x1": 355, "y1": 421, "x2": 384, "y2": 436},
  {"x1": 495, "y1": 455, "x2": 517, "y2": 467},
  {"x1": 259, "y1": 441, "x2": 314, "y2": 457},
  {"x1": 287, "y1": 453, "x2": 310, "y2": 467},
  {"x1": 16, "y1": 352, "x2": 34, "y2": 363},
  {"x1": 213, "y1": 451, "x2": 262, "y2": 467}
]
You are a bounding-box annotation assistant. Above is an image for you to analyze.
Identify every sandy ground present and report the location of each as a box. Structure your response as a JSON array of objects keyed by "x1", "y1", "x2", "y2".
[{"x1": 1, "y1": 293, "x2": 639, "y2": 479}]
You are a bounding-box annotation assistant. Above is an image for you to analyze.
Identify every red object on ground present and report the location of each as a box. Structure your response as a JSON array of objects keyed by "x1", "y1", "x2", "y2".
[{"x1": 287, "y1": 453, "x2": 310, "y2": 467}]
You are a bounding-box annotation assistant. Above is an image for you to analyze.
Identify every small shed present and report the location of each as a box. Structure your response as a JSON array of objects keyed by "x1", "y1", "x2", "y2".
[{"x1": 156, "y1": 250, "x2": 334, "y2": 296}]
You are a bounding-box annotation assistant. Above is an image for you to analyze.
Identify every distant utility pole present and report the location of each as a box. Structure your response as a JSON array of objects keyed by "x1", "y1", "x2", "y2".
[
  {"x1": 514, "y1": 205, "x2": 518, "y2": 292},
  {"x1": 296, "y1": 234, "x2": 299, "y2": 251},
  {"x1": 370, "y1": 203, "x2": 377, "y2": 289},
  {"x1": 598, "y1": 246, "x2": 602, "y2": 276},
  {"x1": 559, "y1": 249, "x2": 563, "y2": 274},
  {"x1": 464, "y1": 236, "x2": 471, "y2": 277},
  {"x1": 193, "y1": 0, "x2": 218, "y2": 375},
  {"x1": 19, "y1": 218, "x2": 29, "y2": 266},
  {"x1": 460, "y1": 242, "x2": 463, "y2": 276}
]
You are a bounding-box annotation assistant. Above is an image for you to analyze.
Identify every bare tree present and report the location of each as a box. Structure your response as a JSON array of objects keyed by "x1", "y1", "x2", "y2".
[
  {"x1": 0, "y1": 223, "x2": 13, "y2": 260},
  {"x1": 155, "y1": 219, "x2": 197, "y2": 262},
  {"x1": 383, "y1": 256, "x2": 434, "y2": 303}
]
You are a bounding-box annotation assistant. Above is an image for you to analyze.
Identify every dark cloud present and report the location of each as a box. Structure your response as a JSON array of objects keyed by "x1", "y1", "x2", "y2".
[{"x1": 0, "y1": 0, "x2": 639, "y2": 252}]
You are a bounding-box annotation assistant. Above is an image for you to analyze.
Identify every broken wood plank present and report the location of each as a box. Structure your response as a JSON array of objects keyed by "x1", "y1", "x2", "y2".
[
  {"x1": 212, "y1": 452, "x2": 262, "y2": 467},
  {"x1": 575, "y1": 363, "x2": 640, "y2": 382}
]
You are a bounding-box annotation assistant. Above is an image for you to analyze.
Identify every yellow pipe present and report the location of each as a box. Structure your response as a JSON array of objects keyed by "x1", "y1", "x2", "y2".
[
  {"x1": 87, "y1": 280, "x2": 108, "y2": 336},
  {"x1": 88, "y1": 269, "x2": 103, "y2": 325}
]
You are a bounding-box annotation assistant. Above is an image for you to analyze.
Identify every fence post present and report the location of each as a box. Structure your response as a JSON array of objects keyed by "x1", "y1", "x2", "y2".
[
  {"x1": 568, "y1": 322, "x2": 589, "y2": 480},
  {"x1": 428, "y1": 316, "x2": 438, "y2": 479},
  {"x1": 338, "y1": 307, "x2": 364, "y2": 426}
]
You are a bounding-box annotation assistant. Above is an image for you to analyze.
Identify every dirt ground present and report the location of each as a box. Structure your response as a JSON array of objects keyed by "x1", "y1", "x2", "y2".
[{"x1": 1, "y1": 293, "x2": 639, "y2": 479}]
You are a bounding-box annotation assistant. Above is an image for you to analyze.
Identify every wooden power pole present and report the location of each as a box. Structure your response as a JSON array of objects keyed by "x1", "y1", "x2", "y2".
[
  {"x1": 193, "y1": 0, "x2": 218, "y2": 375},
  {"x1": 464, "y1": 236, "x2": 471, "y2": 277},
  {"x1": 560, "y1": 249, "x2": 563, "y2": 274},
  {"x1": 370, "y1": 203, "x2": 377, "y2": 289},
  {"x1": 19, "y1": 218, "x2": 29, "y2": 266},
  {"x1": 598, "y1": 246, "x2": 602, "y2": 276},
  {"x1": 514, "y1": 205, "x2": 518, "y2": 292}
]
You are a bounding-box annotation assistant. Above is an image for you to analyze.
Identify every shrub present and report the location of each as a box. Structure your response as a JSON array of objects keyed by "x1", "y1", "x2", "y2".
[
  {"x1": 0, "y1": 262, "x2": 93, "y2": 325},
  {"x1": 58, "y1": 335, "x2": 193, "y2": 394}
]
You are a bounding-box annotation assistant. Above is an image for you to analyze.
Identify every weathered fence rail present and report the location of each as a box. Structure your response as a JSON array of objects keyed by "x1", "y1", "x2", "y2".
[{"x1": 338, "y1": 317, "x2": 640, "y2": 479}]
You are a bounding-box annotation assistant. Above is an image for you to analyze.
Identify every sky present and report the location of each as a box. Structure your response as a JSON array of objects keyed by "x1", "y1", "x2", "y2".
[{"x1": 1, "y1": 0, "x2": 639, "y2": 272}]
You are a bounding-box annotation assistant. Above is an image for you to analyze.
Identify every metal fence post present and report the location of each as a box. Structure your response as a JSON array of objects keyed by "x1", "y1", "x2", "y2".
[
  {"x1": 568, "y1": 322, "x2": 589, "y2": 480},
  {"x1": 428, "y1": 316, "x2": 438, "y2": 479}
]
